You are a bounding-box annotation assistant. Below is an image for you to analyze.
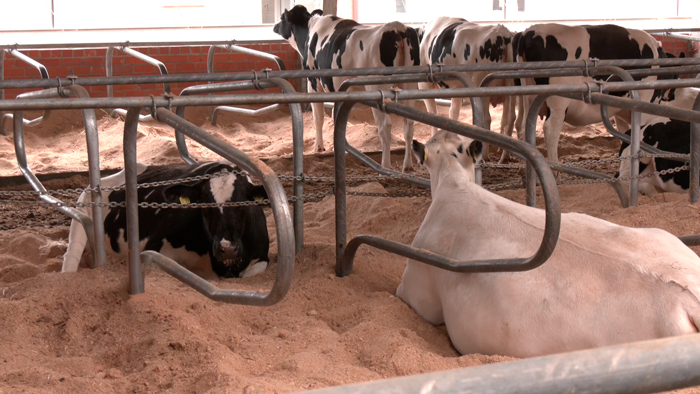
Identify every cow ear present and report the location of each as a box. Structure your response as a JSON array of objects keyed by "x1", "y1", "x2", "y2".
[
  {"x1": 161, "y1": 184, "x2": 201, "y2": 205},
  {"x1": 311, "y1": 9, "x2": 323, "y2": 16},
  {"x1": 248, "y1": 185, "x2": 268, "y2": 202},
  {"x1": 469, "y1": 141, "x2": 483, "y2": 163},
  {"x1": 412, "y1": 139, "x2": 427, "y2": 166}
]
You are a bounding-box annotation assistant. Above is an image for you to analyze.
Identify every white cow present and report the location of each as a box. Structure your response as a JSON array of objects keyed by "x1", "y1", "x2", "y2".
[{"x1": 397, "y1": 130, "x2": 700, "y2": 358}]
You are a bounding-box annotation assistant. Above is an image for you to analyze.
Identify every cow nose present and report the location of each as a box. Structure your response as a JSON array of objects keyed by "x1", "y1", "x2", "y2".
[{"x1": 221, "y1": 243, "x2": 240, "y2": 256}]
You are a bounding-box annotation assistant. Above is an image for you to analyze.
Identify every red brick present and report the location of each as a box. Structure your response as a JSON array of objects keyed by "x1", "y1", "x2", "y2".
[
  {"x1": 70, "y1": 66, "x2": 92, "y2": 76},
  {"x1": 213, "y1": 54, "x2": 230, "y2": 63},
  {"x1": 61, "y1": 50, "x2": 74, "y2": 58},
  {"x1": 3, "y1": 68, "x2": 27, "y2": 77},
  {"x1": 41, "y1": 58, "x2": 61, "y2": 67},
  {"x1": 48, "y1": 67, "x2": 71, "y2": 77},
  {"x1": 195, "y1": 63, "x2": 209, "y2": 72},
  {"x1": 81, "y1": 57, "x2": 104, "y2": 66},
  {"x1": 133, "y1": 64, "x2": 157, "y2": 73},
  {"x1": 188, "y1": 54, "x2": 207, "y2": 64},
  {"x1": 169, "y1": 47, "x2": 181, "y2": 54},
  {"x1": 174, "y1": 63, "x2": 196, "y2": 73},
  {"x1": 166, "y1": 55, "x2": 188, "y2": 63},
  {"x1": 61, "y1": 58, "x2": 82, "y2": 67},
  {"x1": 159, "y1": 47, "x2": 171, "y2": 55},
  {"x1": 113, "y1": 65, "x2": 134, "y2": 75}
]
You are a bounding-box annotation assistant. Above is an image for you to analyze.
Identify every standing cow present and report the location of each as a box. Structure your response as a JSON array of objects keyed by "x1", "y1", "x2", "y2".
[
  {"x1": 273, "y1": 5, "x2": 420, "y2": 172},
  {"x1": 398, "y1": 130, "x2": 700, "y2": 358},
  {"x1": 62, "y1": 162, "x2": 270, "y2": 279},
  {"x1": 419, "y1": 16, "x2": 516, "y2": 161},
  {"x1": 513, "y1": 24, "x2": 669, "y2": 164}
]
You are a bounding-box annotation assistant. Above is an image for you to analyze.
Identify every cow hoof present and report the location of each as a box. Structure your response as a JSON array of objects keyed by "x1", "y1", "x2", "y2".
[
  {"x1": 402, "y1": 166, "x2": 414, "y2": 173},
  {"x1": 315, "y1": 145, "x2": 326, "y2": 153},
  {"x1": 240, "y1": 260, "x2": 268, "y2": 278}
]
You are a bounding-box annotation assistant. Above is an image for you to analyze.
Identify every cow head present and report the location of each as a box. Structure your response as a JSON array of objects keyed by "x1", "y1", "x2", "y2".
[
  {"x1": 412, "y1": 130, "x2": 482, "y2": 187},
  {"x1": 162, "y1": 164, "x2": 269, "y2": 277},
  {"x1": 273, "y1": 5, "x2": 322, "y2": 54}
]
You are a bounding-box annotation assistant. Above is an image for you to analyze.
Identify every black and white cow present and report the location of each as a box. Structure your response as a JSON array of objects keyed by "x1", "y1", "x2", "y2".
[
  {"x1": 418, "y1": 16, "x2": 516, "y2": 159},
  {"x1": 62, "y1": 162, "x2": 270, "y2": 279},
  {"x1": 513, "y1": 24, "x2": 669, "y2": 163},
  {"x1": 617, "y1": 88, "x2": 698, "y2": 195},
  {"x1": 273, "y1": 5, "x2": 421, "y2": 172}
]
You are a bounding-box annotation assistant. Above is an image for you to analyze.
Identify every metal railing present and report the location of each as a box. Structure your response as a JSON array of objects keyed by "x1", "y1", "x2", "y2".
[{"x1": 0, "y1": 49, "x2": 51, "y2": 136}]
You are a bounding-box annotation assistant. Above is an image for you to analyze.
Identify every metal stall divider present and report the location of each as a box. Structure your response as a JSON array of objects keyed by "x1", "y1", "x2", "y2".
[
  {"x1": 11, "y1": 85, "x2": 107, "y2": 269},
  {"x1": 333, "y1": 98, "x2": 561, "y2": 277},
  {"x1": 106, "y1": 45, "x2": 171, "y2": 121},
  {"x1": 173, "y1": 78, "x2": 305, "y2": 254},
  {"x1": 1, "y1": 49, "x2": 52, "y2": 136},
  {"x1": 207, "y1": 43, "x2": 287, "y2": 124},
  {"x1": 123, "y1": 106, "x2": 295, "y2": 305}
]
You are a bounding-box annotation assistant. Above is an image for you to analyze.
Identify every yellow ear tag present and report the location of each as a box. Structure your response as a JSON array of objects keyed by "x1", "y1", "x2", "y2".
[
  {"x1": 179, "y1": 196, "x2": 191, "y2": 205},
  {"x1": 254, "y1": 196, "x2": 264, "y2": 202},
  {"x1": 423, "y1": 149, "x2": 428, "y2": 163}
]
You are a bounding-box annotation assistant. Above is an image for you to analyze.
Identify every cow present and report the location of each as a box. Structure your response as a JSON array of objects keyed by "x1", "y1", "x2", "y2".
[
  {"x1": 513, "y1": 24, "x2": 669, "y2": 164},
  {"x1": 418, "y1": 17, "x2": 516, "y2": 161},
  {"x1": 617, "y1": 88, "x2": 698, "y2": 195},
  {"x1": 397, "y1": 130, "x2": 700, "y2": 358},
  {"x1": 62, "y1": 162, "x2": 270, "y2": 279},
  {"x1": 273, "y1": 5, "x2": 421, "y2": 172}
]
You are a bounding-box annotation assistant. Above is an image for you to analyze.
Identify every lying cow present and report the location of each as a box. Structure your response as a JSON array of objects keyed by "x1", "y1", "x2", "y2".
[
  {"x1": 397, "y1": 130, "x2": 700, "y2": 358},
  {"x1": 418, "y1": 16, "x2": 516, "y2": 160},
  {"x1": 513, "y1": 24, "x2": 669, "y2": 164},
  {"x1": 617, "y1": 87, "x2": 697, "y2": 195},
  {"x1": 273, "y1": 5, "x2": 420, "y2": 172},
  {"x1": 62, "y1": 162, "x2": 270, "y2": 279}
]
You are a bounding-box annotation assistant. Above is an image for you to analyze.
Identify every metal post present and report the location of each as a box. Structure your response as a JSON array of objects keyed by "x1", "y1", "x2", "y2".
[
  {"x1": 525, "y1": 95, "x2": 548, "y2": 207},
  {"x1": 304, "y1": 334, "x2": 700, "y2": 394},
  {"x1": 1, "y1": 49, "x2": 51, "y2": 136},
  {"x1": 692, "y1": 93, "x2": 700, "y2": 203},
  {"x1": 123, "y1": 107, "x2": 145, "y2": 295},
  {"x1": 334, "y1": 101, "x2": 351, "y2": 276}
]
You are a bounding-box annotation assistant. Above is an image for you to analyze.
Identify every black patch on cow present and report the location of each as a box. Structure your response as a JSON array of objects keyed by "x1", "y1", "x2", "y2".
[
  {"x1": 404, "y1": 27, "x2": 421, "y2": 66},
  {"x1": 464, "y1": 44, "x2": 471, "y2": 60},
  {"x1": 518, "y1": 31, "x2": 568, "y2": 86},
  {"x1": 575, "y1": 46, "x2": 582, "y2": 59},
  {"x1": 312, "y1": 19, "x2": 360, "y2": 91},
  {"x1": 451, "y1": 153, "x2": 458, "y2": 158},
  {"x1": 103, "y1": 163, "x2": 270, "y2": 278},
  {"x1": 457, "y1": 143, "x2": 464, "y2": 153},
  {"x1": 619, "y1": 120, "x2": 690, "y2": 189},
  {"x1": 652, "y1": 47, "x2": 677, "y2": 103},
  {"x1": 479, "y1": 36, "x2": 506, "y2": 62},
  {"x1": 379, "y1": 30, "x2": 403, "y2": 67},
  {"x1": 417, "y1": 26, "x2": 424, "y2": 43},
  {"x1": 437, "y1": 81, "x2": 449, "y2": 89},
  {"x1": 359, "y1": 41, "x2": 363, "y2": 51},
  {"x1": 429, "y1": 22, "x2": 461, "y2": 64},
  {"x1": 309, "y1": 33, "x2": 319, "y2": 59}
]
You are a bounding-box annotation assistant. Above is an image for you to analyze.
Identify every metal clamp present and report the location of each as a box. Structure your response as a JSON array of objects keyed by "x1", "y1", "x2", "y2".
[
  {"x1": 163, "y1": 92, "x2": 175, "y2": 111},
  {"x1": 252, "y1": 70, "x2": 263, "y2": 90},
  {"x1": 56, "y1": 77, "x2": 70, "y2": 98},
  {"x1": 582, "y1": 81, "x2": 603, "y2": 104},
  {"x1": 378, "y1": 90, "x2": 387, "y2": 112},
  {"x1": 149, "y1": 95, "x2": 159, "y2": 121}
]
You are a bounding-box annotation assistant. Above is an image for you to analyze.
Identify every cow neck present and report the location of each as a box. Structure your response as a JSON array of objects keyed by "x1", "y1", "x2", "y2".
[{"x1": 429, "y1": 158, "x2": 472, "y2": 197}]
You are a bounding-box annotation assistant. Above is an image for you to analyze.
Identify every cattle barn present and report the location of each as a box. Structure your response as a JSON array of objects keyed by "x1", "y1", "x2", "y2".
[{"x1": 1, "y1": 1, "x2": 700, "y2": 393}]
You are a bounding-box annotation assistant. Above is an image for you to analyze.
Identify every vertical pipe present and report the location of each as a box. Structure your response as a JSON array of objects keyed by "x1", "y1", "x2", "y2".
[
  {"x1": 105, "y1": 47, "x2": 115, "y2": 114},
  {"x1": 525, "y1": 95, "x2": 549, "y2": 207},
  {"x1": 629, "y1": 103, "x2": 641, "y2": 206},
  {"x1": 123, "y1": 107, "x2": 145, "y2": 295},
  {"x1": 207, "y1": 45, "x2": 217, "y2": 119},
  {"x1": 691, "y1": 93, "x2": 700, "y2": 203},
  {"x1": 0, "y1": 50, "x2": 4, "y2": 129},
  {"x1": 334, "y1": 101, "x2": 355, "y2": 276},
  {"x1": 66, "y1": 85, "x2": 107, "y2": 268}
]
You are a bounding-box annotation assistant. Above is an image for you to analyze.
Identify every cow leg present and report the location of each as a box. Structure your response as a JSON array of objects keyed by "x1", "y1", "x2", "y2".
[
  {"x1": 420, "y1": 82, "x2": 440, "y2": 136},
  {"x1": 400, "y1": 98, "x2": 416, "y2": 172},
  {"x1": 370, "y1": 107, "x2": 393, "y2": 169},
  {"x1": 311, "y1": 101, "x2": 326, "y2": 153},
  {"x1": 449, "y1": 97, "x2": 463, "y2": 121},
  {"x1": 240, "y1": 259, "x2": 268, "y2": 278},
  {"x1": 498, "y1": 95, "x2": 517, "y2": 163},
  {"x1": 62, "y1": 191, "x2": 92, "y2": 272},
  {"x1": 480, "y1": 97, "x2": 492, "y2": 161},
  {"x1": 542, "y1": 100, "x2": 569, "y2": 164}
]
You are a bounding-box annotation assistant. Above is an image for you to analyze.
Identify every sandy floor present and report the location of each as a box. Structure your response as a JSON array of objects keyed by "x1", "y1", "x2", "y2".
[{"x1": 0, "y1": 102, "x2": 698, "y2": 393}]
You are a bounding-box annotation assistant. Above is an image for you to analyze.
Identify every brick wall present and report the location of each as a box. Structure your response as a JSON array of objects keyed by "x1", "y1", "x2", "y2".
[
  {"x1": 653, "y1": 35, "x2": 693, "y2": 57},
  {"x1": 1, "y1": 43, "x2": 302, "y2": 99}
]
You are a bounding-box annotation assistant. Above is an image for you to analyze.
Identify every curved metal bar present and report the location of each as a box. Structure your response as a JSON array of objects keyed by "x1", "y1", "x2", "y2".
[
  {"x1": 174, "y1": 79, "x2": 304, "y2": 253},
  {"x1": 146, "y1": 108, "x2": 294, "y2": 306},
  {"x1": 599, "y1": 105, "x2": 689, "y2": 163},
  {"x1": 551, "y1": 163, "x2": 630, "y2": 208},
  {"x1": 11, "y1": 86, "x2": 107, "y2": 268},
  {"x1": 1, "y1": 49, "x2": 51, "y2": 136},
  {"x1": 525, "y1": 95, "x2": 549, "y2": 207},
  {"x1": 207, "y1": 43, "x2": 286, "y2": 124},
  {"x1": 335, "y1": 100, "x2": 561, "y2": 276},
  {"x1": 334, "y1": 72, "x2": 483, "y2": 187},
  {"x1": 123, "y1": 107, "x2": 145, "y2": 294},
  {"x1": 106, "y1": 46, "x2": 171, "y2": 121},
  {"x1": 306, "y1": 334, "x2": 700, "y2": 394},
  {"x1": 12, "y1": 108, "x2": 98, "y2": 261}
]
